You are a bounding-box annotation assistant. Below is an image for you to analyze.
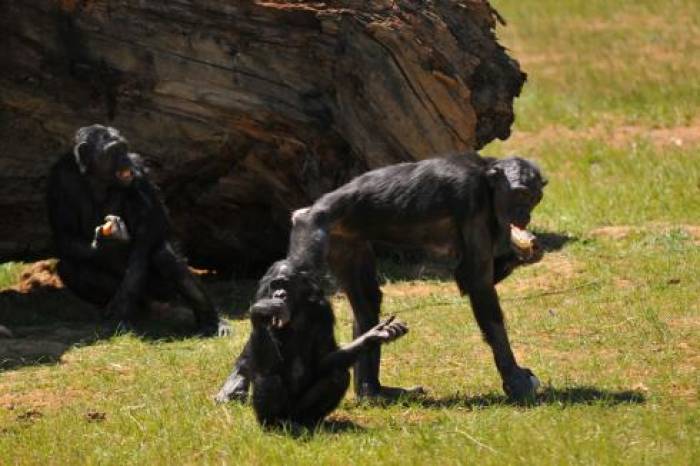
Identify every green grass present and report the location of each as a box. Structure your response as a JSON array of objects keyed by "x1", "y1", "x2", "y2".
[
  {"x1": 1, "y1": 0, "x2": 699, "y2": 464},
  {"x1": 0, "y1": 262, "x2": 23, "y2": 289},
  {"x1": 493, "y1": 0, "x2": 700, "y2": 130}
]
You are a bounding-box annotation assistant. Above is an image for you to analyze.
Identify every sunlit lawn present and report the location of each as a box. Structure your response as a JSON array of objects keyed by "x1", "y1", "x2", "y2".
[{"x1": 1, "y1": 0, "x2": 698, "y2": 464}]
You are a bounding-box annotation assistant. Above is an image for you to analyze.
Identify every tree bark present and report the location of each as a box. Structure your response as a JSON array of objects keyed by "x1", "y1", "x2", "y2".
[{"x1": 0, "y1": 0, "x2": 525, "y2": 274}]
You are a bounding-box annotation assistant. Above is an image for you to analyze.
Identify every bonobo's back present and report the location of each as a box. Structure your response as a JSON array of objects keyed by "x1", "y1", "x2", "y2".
[{"x1": 310, "y1": 152, "x2": 490, "y2": 225}]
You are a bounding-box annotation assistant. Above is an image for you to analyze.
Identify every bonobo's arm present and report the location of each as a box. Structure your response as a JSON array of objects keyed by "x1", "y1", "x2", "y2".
[
  {"x1": 47, "y1": 162, "x2": 98, "y2": 262},
  {"x1": 457, "y1": 223, "x2": 539, "y2": 400},
  {"x1": 318, "y1": 317, "x2": 408, "y2": 373},
  {"x1": 108, "y1": 178, "x2": 170, "y2": 317},
  {"x1": 249, "y1": 301, "x2": 286, "y2": 375}
]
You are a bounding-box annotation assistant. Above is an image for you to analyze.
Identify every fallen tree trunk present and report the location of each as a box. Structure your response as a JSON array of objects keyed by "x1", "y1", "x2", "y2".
[{"x1": 0, "y1": 0, "x2": 525, "y2": 274}]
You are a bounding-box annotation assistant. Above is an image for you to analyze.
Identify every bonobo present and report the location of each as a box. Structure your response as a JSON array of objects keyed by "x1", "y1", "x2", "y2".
[
  {"x1": 289, "y1": 154, "x2": 547, "y2": 401},
  {"x1": 46, "y1": 124, "x2": 230, "y2": 337},
  {"x1": 221, "y1": 259, "x2": 407, "y2": 428},
  {"x1": 215, "y1": 154, "x2": 547, "y2": 403}
]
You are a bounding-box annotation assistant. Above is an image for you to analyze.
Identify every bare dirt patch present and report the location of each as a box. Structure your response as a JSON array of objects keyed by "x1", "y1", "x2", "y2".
[
  {"x1": 381, "y1": 281, "x2": 458, "y2": 299},
  {"x1": 9, "y1": 260, "x2": 63, "y2": 293},
  {"x1": 501, "y1": 252, "x2": 583, "y2": 296},
  {"x1": 589, "y1": 226, "x2": 637, "y2": 240},
  {"x1": 589, "y1": 224, "x2": 700, "y2": 244},
  {"x1": 0, "y1": 387, "x2": 89, "y2": 411},
  {"x1": 505, "y1": 119, "x2": 700, "y2": 150}
]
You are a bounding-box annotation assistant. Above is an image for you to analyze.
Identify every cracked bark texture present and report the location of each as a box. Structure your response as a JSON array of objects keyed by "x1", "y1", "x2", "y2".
[{"x1": 0, "y1": 0, "x2": 525, "y2": 274}]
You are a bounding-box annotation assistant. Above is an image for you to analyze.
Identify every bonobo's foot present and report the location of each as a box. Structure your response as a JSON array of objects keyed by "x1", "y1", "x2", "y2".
[
  {"x1": 357, "y1": 383, "x2": 426, "y2": 404},
  {"x1": 214, "y1": 374, "x2": 250, "y2": 404},
  {"x1": 503, "y1": 367, "x2": 540, "y2": 402},
  {"x1": 199, "y1": 319, "x2": 232, "y2": 338}
]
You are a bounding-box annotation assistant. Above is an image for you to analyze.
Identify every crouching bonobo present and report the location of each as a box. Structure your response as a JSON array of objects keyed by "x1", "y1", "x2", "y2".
[
  {"x1": 46, "y1": 124, "x2": 230, "y2": 337},
  {"x1": 231, "y1": 259, "x2": 408, "y2": 428}
]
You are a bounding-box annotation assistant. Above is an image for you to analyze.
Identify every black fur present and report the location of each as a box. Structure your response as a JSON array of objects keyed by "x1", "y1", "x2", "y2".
[
  {"x1": 222, "y1": 152, "x2": 546, "y2": 401},
  {"x1": 46, "y1": 124, "x2": 229, "y2": 336},
  {"x1": 216, "y1": 259, "x2": 407, "y2": 426}
]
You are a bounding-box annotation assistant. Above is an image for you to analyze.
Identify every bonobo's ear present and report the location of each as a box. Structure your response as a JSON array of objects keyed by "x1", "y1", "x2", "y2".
[
  {"x1": 73, "y1": 142, "x2": 89, "y2": 174},
  {"x1": 486, "y1": 165, "x2": 503, "y2": 188}
]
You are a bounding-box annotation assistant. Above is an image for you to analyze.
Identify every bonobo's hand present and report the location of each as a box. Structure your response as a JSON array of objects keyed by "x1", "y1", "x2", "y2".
[
  {"x1": 518, "y1": 238, "x2": 544, "y2": 264},
  {"x1": 503, "y1": 366, "x2": 540, "y2": 402},
  {"x1": 365, "y1": 316, "x2": 408, "y2": 344},
  {"x1": 250, "y1": 296, "x2": 291, "y2": 329},
  {"x1": 92, "y1": 215, "x2": 130, "y2": 248}
]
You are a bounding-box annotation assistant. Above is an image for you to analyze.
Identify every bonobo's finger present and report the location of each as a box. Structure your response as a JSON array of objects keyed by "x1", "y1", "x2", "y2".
[
  {"x1": 392, "y1": 320, "x2": 409, "y2": 334},
  {"x1": 389, "y1": 323, "x2": 407, "y2": 338},
  {"x1": 378, "y1": 315, "x2": 396, "y2": 329}
]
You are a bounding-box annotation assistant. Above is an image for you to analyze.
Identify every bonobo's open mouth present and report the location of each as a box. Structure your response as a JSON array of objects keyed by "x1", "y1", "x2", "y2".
[{"x1": 116, "y1": 168, "x2": 133, "y2": 183}]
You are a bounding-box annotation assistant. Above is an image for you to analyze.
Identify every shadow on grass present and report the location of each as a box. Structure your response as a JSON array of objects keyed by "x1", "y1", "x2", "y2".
[
  {"x1": 262, "y1": 417, "x2": 366, "y2": 439},
  {"x1": 374, "y1": 230, "x2": 578, "y2": 282},
  {"x1": 415, "y1": 385, "x2": 645, "y2": 409},
  {"x1": 0, "y1": 277, "x2": 256, "y2": 372}
]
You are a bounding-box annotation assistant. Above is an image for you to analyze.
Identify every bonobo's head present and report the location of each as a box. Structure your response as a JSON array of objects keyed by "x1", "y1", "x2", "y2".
[
  {"x1": 253, "y1": 259, "x2": 325, "y2": 326},
  {"x1": 73, "y1": 124, "x2": 136, "y2": 186},
  {"x1": 486, "y1": 157, "x2": 547, "y2": 229}
]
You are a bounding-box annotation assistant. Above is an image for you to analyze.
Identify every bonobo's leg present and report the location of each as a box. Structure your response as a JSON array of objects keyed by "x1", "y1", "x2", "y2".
[
  {"x1": 57, "y1": 259, "x2": 121, "y2": 309},
  {"x1": 151, "y1": 243, "x2": 226, "y2": 336},
  {"x1": 329, "y1": 241, "x2": 421, "y2": 401},
  {"x1": 291, "y1": 369, "x2": 350, "y2": 427},
  {"x1": 215, "y1": 339, "x2": 252, "y2": 403},
  {"x1": 252, "y1": 374, "x2": 289, "y2": 428},
  {"x1": 329, "y1": 240, "x2": 382, "y2": 397},
  {"x1": 455, "y1": 235, "x2": 539, "y2": 401}
]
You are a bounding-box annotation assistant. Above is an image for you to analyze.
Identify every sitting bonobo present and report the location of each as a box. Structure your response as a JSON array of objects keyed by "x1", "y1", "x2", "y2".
[
  {"x1": 46, "y1": 124, "x2": 230, "y2": 337},
  {"x1": 236, "y1": 260, "x2": 407, "y2": 428}
]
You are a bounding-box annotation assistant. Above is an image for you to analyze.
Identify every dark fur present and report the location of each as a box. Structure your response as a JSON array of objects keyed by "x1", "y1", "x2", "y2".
[
  {"x1": 218, "y1": 152, "x2": 546, "y2": 401},
  {"x1": 222, "y1": 259, "x2": 406, "y2": 427},
  {"x1": 46, "y1": 124, "x2": 228, "y2": 336}
]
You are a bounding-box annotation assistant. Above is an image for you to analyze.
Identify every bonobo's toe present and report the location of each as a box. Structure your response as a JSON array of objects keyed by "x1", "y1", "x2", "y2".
[{"x1": 503, "y1": 367, "x2": 540, "y2": 403}]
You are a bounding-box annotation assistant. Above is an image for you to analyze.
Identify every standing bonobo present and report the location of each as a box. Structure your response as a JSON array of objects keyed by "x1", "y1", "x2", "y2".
[
  {"x1": 47, "y1": 124, "x2": 230, "y2": 337},
  {"x1": 221, "y1": 259, "x2": 408, "y2": 428},
  {"x1": 216, "y1": 153, "x2": 547, "y2": 402}
]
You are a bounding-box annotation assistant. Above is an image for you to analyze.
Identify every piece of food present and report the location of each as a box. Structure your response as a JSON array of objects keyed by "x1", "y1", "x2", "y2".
[
  {"x1": 100, "y1": 220, "x2": 115, "y2": 237},
  {"x1": 116, "y1": 168, "x2": 133, "y2": 182},
  {"x1": 510, "y1": 224, "x2": 536, "y2": 255}
]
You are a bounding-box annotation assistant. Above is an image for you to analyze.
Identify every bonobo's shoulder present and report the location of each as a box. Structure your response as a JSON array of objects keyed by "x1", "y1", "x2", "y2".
[
  {"x1": 48, "y1": 152, "x2": 81, "y2": 183},
  {"x1": 50, "y1": 152, "x2": 79, "y2": 172}
]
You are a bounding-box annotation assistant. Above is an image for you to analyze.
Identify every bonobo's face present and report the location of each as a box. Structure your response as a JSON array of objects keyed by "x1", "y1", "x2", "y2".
[
  {"x1": 73, "y1": 124, "x2": 135, "y2": 186},
  {"x1": 256, "y1": 260, "x2": 317, "y2": 317},
  {"x1": 487, "y1": 157, "x2": 547, "y2": 229}
]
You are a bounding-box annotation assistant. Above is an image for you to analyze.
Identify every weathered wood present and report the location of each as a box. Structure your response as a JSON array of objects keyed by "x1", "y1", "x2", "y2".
[{"x1": 0, "y1": 0, "x2": 525, "y2": 274}]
